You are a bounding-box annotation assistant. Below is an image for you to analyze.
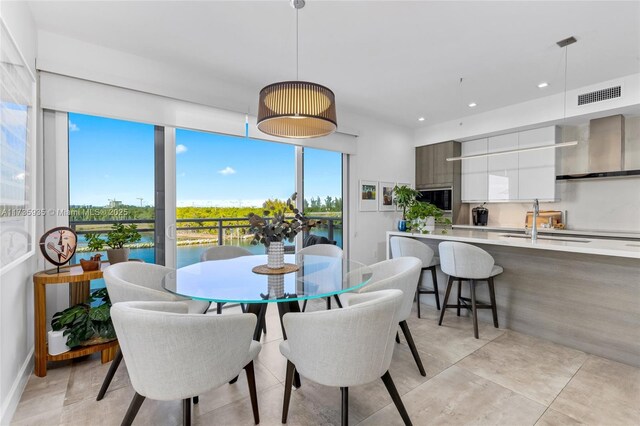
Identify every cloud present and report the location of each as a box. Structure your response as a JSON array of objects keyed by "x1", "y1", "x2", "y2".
[
  {"x1": 69, "y1": 121, "x2": 80, "y2": 132},
  {"x1": 176, "y1": 144, "x2": 188, "y2": 154},
  {"x1": 218, "y1": 166, "x2": 236, "y2": 176}
]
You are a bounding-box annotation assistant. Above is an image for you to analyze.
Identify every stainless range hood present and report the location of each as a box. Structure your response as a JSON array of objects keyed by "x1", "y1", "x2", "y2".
[{"x1": 557, "y1": 115, "x2": 640, "y2": 180}]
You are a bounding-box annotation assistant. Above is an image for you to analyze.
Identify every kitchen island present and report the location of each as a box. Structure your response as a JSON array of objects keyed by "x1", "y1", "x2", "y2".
[{"x1": 387, "y1": 230, "x2": 640, "y2": 367}]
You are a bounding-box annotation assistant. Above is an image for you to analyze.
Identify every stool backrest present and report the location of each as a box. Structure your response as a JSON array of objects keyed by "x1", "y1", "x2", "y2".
[
  {"x1": 104, "y1": 262, "x2": 181, "y2": 304},
  {"x1": 297, "y1": 244, "x2": 343, "y2": 258},
  {"x1": 390, "y1": 236, "x2": 434, "y2": 268},
  {"x1": 438, "y1": 241, "x2": 495, "y2": 279},
  {"x1": 200, "y1": 246, "x2": 252, "y2": 262}
]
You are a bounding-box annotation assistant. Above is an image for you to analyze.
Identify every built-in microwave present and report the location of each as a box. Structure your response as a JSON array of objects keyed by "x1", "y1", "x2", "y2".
[{"x1": 417, "y1": 187, "x2": 452, "y2": 212}]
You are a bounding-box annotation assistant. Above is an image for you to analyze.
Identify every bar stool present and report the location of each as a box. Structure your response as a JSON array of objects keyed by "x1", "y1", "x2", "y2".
[
  {"x1": 437, "y1": 241, "x2": 501, "y2": 338},
  {"x1": 390, "y1": 236, "x2": 441, "y2": 317}
]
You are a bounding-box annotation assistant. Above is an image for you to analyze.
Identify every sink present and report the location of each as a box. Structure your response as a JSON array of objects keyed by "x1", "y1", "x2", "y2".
[{"x1": 499, "y1": 234, "x2": 589, "y2": 243}]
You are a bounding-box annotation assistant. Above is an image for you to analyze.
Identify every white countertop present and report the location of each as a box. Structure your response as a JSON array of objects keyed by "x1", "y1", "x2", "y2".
[
  {"x1": 452, "y1": 224, "x2": 640, "y2": 240},
  {"x1": 387, "y1": 230, "x2": 640, "y2": 259}
]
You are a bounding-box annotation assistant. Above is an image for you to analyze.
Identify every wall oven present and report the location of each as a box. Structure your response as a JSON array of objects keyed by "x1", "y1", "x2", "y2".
[{"x1": 417, "y1": 187, "x2": 452, "y2": 212}]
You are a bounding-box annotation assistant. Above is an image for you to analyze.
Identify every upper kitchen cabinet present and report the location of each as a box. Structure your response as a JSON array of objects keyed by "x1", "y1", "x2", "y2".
[
  {"x1": 415, "y1": 141, "x2": 460, "y2": 188},
  {"x1": 488, "y1": 133, "x2": 519, "y2": 201},
  {"x1": 518, "y1": 126, "x2": 558, "y2": 201},
  {"x1": 461, "y1": 138, "x2": 488, "y2": 202}
]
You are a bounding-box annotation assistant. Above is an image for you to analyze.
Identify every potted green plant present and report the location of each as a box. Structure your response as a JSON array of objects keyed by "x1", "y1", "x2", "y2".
[
  {"x1": 393, "y1": 185, "x2": 420, "y2": 231},
  {"x1": 85, "y1": 223, "x2": 141, "y2": 264},
  {"x1": 51, "y1": 288, "x2": 116, "y2": 348},
  {"x1": 248, "y1": 193, "x2": 317, "y2": 269},
  {"x1": 406, "y1": 201, "x2": 452, "y2": 234}
]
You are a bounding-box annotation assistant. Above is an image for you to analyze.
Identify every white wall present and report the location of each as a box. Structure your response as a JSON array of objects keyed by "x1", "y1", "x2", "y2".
[
  {"x1": 345, "y1": 111, "x2": 415, "y2": 265},
  {"x1": 0, "y1": 2, "x2": 40, "y2": 424}
]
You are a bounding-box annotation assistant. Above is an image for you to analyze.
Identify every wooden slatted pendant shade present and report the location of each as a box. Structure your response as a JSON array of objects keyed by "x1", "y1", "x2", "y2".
[{"x1": 257, "y1": 81, "x2": 337, "y2": 138}]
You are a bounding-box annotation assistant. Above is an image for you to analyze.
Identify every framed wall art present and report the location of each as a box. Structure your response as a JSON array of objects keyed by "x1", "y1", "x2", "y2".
[
  {"x1": 378, "y1": 181, "x2": 396, "y2": 212},
  {"x1": 358, "y1": 180, "x2": 378, "y2": 212}
]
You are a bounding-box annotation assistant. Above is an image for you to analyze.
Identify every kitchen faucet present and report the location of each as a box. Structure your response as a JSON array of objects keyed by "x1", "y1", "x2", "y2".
[{"x1": 531, "y1": 198, "x2": 539, "y2": 242}]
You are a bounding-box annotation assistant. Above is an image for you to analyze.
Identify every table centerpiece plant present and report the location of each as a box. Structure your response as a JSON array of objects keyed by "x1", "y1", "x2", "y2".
[
  {"x1": 248, "y1": 192, "x2": 317, "y2": 269},
  {"x1": 393, "y1": 184, "x2": 421, "y2": 231},
  {"x1": 406, "y1": 201, "x2": 452, "y2": 234},
  {"x1": 85, "y1": 223, "x2": 142, "y2": 265}
]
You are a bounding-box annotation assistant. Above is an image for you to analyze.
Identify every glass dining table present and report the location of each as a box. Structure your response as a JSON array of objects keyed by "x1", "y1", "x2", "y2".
[{"x1": 163, "y1": 253, "x2": 373, "y2": 387}]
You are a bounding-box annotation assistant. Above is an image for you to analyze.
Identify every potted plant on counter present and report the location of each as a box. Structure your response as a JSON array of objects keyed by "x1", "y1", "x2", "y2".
[
  {"x1": 248, "y1": 193, "x2": 317, "y2": 269},
  {"x1": 406, "y1": 201, "x2": 452, "y2": 234},
  {"x1": 393, "y1": 185, "x2": 420, "y2": 231},
  {"x1": 85, "y1": 223, "x2": 141, "y2": 264}
]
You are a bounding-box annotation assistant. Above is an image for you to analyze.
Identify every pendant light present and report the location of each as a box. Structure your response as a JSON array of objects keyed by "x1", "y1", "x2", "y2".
[
  {"x1": 257, "y1": 0, "x2": 337, "y2": 139},
  {"x1": 447, "y1": 37, "x2": 578, "y2": 162}
]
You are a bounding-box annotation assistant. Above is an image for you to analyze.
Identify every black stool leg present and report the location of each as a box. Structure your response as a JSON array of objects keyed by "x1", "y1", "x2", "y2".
[
  {"x1": 488, "y1": 277, "x2": 499, "y2": 328},
  {"x1": 381, "y1": 371, "x2": 412, "y2": 426},
  {"x1": 399, "y1": 320, "x2": 426, "y2": 377},
  {"x1": 430, "y1": 266, "x2": 441, "y2": 310},
  {"x1": 416, "y1": 288, "x2": 421, "y2": 319},
  {"x1": 97, "y1": 348, "x2": 123, "y2": 401},
  {"x1": 438, "y1": 276, "x2": 454, "y2": 326},
  {"x1": 341, "y1": 387, "x2": 349, "y2": 426},
  {"x1": 326, "y1": 297, "x2": 332, "y2": 310},
  {"x1": 301, "y1": 299, "x2": 308, "y2": 312},
  {"x1": 470, "y1": 279, "x2": 479, "y2": 339},
  {"x1": 245, "y1": 361, "x2": 260, "y2": 425},
  {"x1": 121, "y1": 392, "x2": 145, "y2": 426},
  {"x1": 334, "y1": 294, "x2": 343, "y2": 308},
  {"x1": 183, "y1": 398, "x2": 191, "y2": 426},
  {"x1": 192, "y1": 396, "x2": 199, "y2": 404},
  {"x1": 456, "y1": 279, "x2": 462, "y2": 317},
  {"x1": 395, "y1": 331, "x2": 401, "y2": 343}
]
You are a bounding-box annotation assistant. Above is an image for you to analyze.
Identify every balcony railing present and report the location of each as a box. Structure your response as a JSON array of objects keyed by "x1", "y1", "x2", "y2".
[{"x1": 70, "y1": 216, "x2": 342, "y2": 246}]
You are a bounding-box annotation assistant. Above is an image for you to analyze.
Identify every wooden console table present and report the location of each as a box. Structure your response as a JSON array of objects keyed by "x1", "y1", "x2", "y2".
[{"x1": 33, "y1": 263, "x2": 118, "y2": 377}]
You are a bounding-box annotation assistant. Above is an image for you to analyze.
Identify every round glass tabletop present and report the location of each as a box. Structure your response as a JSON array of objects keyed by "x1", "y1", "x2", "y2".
[{"x1": 162, "y1": 254, "x2": 373, "y2": 304}]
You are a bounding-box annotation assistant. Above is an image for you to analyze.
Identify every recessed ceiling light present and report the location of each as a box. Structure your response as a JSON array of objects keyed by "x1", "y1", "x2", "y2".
[
  {"x1": 418, "y1": 117, "x2": 425, "y2": 121},
  {"x1": 538, "y1": 82, "x2": 549, "y2": 88},
  {"x1": 468, "y1": 102, "x2": 477, "y2": 108}
]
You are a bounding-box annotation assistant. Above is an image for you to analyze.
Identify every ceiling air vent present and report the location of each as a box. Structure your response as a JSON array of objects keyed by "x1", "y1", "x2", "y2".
[{"x1": 577, "y1": 86, "x2": 621, "y2": 106}]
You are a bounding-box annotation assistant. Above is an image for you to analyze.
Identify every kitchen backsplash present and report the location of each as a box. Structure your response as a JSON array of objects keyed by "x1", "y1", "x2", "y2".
[{"x1": 465, "y1": 177, "x2": 640, "y2": 232}]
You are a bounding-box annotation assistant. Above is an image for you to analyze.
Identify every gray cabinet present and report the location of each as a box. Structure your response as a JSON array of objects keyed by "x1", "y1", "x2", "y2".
[{"x1": 415, "y1": 141, "x2": 460, "y2": 188}]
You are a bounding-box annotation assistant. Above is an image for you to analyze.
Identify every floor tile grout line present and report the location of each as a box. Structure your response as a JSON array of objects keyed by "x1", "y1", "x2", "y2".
[
  {"x1": 532, "y1": 357, "x2": 588, "y2": 425},
  {"x1": 194, "y1": 382, "x2": 284, "y2": 420}
]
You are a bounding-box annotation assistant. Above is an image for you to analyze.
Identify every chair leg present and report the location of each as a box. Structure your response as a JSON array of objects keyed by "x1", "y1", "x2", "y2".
[
  {"x1": 301, "y1": 299, "x2": 308, "y2": 312},
  {"x1": 416, "y1": 288, "x2": 421, "y2": 319},
  {"x1": 399, "y1": 320, "x2": 426, "y2": 376},
  {"x1": 192, "y1": 396, "x2": 199, "y2": 404},
  {"x1": 456, "y1": 279, "x2": 462, "y2": 316},
  {"x1": 334, "y1": 294, "x2": 343, "y2": 308},
  {"x1": 121, "y1": 392, "x2": 145, "y2": 426},
  {"x1": 381, "y1": 371, "x2": 412, "y2": 426},
  {"x1": 326, "y1": 297, "x2": 332, "y2": 310},
  {"x1": 183, "y1": 398, "x2": 191, "y2": 426},
  {"x1": 470, "y1": 279, "x2": 479, "y2": 339},
  {"x1": 97, "y1": 348, "x2": 123, "y2": 401},
  {"x1": 438, "y1": 276, "x2": 454, "y2": 326},
  {"x1": 282, "y1": 361, "x2": 296, "y2": 423},
  {"x1": 488, "y1": 277, "x2": 499, "y2": 328},
  {"x1": 216, "y1": 303, "x2": 222, "y2": 315},
  {"x1": 245, "y1": 361, "x2": 260, "y2": 425},
  {"x1": 395, "y1": 331, "x2": 401, "y2": 344},
  {"x1": 341, "y1": 387, "x2": 349, "y2": 426},
  {"x1": 430, "y1": 266, "x2": 441, "y2": 310}
]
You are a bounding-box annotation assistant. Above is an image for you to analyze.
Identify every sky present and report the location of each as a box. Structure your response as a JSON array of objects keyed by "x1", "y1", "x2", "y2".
[{"x1": 68, "y1": 113, "x2": 342, "y2": 207}]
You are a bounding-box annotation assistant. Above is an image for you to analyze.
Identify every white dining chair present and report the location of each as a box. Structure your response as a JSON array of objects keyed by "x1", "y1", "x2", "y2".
[
  {"x1": 390, "y1": 236, "x2": 441, "y2": 316},
  {"x1": 438, "y1": 241, "x2": 502, "y2": 338},
  {"x1": 111, "y1": 301, "x2": 261, "y2": 426},
  {"x1": 200, "y1": 245, "x2": 253, "y2": 262},
  {"x1": 297, "y1": 244, "x2": 344, "y2": 311},
  {"x1": 279, "y1": 289, "x2": 412, "y2": 426},
  {"x1": 340, "y1": 257, "x2": 426, "y2": 376},
  {"x1": 97, "y1": 262, "x2": 210, "y2": 401}
]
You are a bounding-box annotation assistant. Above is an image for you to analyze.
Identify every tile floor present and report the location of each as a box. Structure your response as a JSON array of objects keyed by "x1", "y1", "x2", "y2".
[{"x1": 11, "y1": 301, "x2": 640, "y2": 425}]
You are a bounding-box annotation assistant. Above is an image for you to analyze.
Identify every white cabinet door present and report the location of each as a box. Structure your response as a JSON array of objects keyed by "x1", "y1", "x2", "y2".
[
  {"x1": 461, "y1": 138, "x2": 488, "y2": 202},
  {"x1": 488, "y1": 133, "x2": 519, "y2": 201},
  {"x1": 518, "y1": 126, "x2": 558, "y2": 201}
]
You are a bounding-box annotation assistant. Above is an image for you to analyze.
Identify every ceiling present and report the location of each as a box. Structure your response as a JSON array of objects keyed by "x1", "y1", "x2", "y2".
[{"x1": 27, "y1": 1, "x2": 640, "y2": 128}]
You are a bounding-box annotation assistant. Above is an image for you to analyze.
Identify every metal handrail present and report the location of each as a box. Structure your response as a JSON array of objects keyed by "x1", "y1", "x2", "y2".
[{"x1": 70, "y1": 215, "x2": 342, "y2": 244}]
